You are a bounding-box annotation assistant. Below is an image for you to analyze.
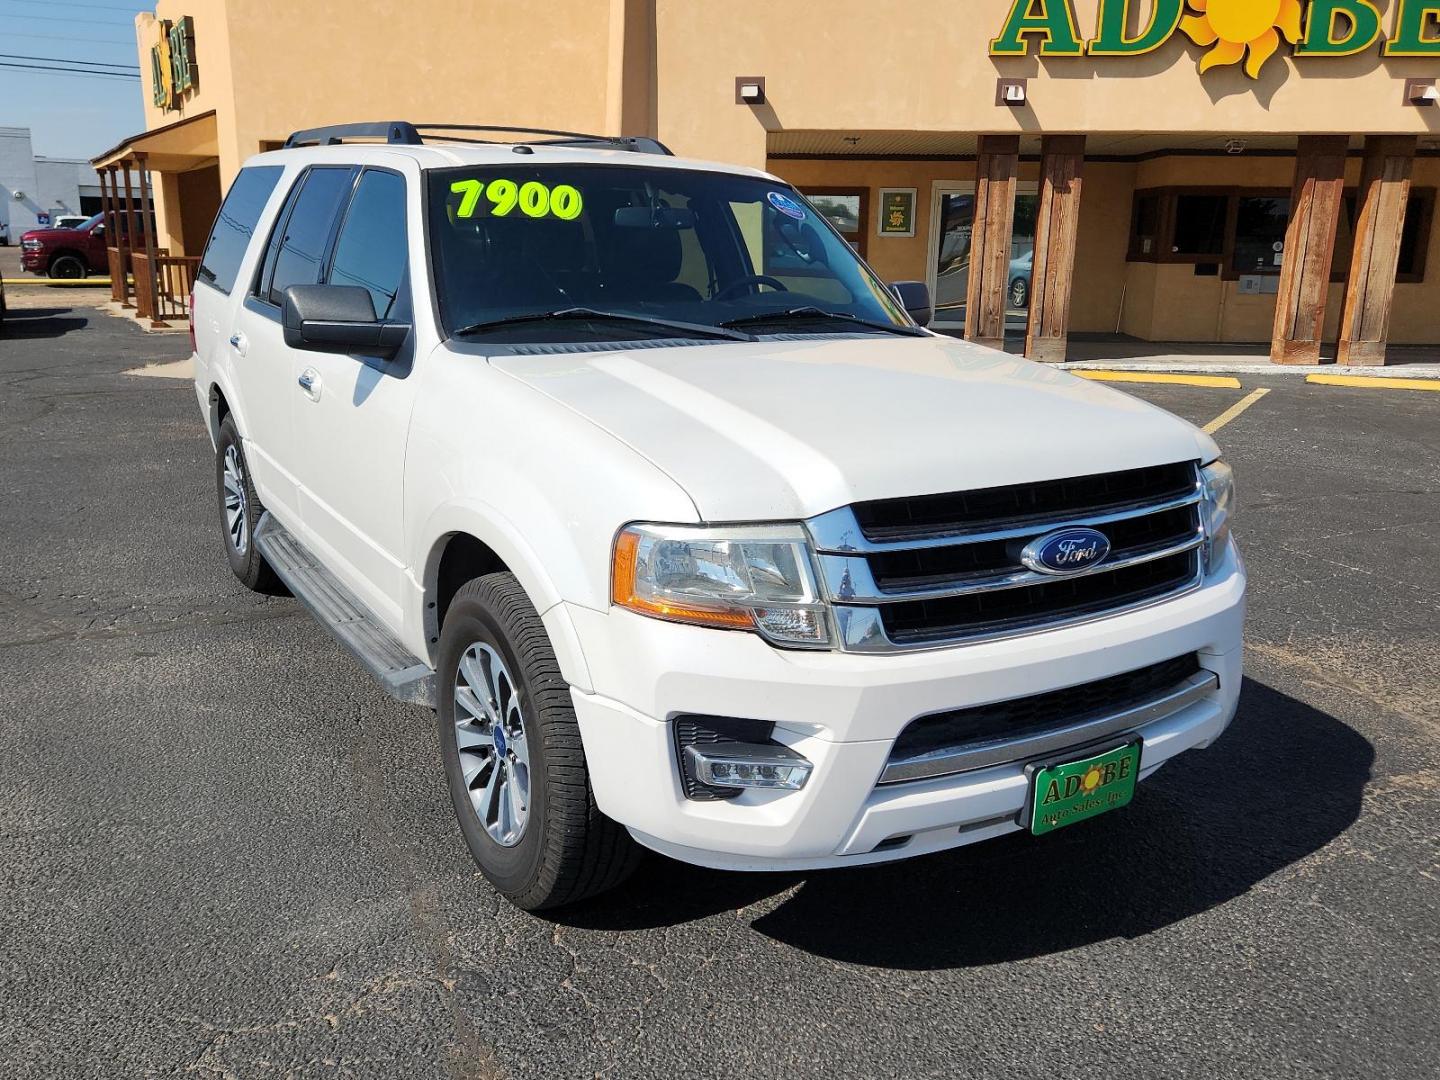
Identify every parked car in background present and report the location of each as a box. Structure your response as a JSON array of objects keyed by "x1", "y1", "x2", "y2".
[
  {"x1": 52, "y1": 214, "x2": 88, "y2": 230},
  {"x1": 0, "y1": 220, "x2": 9, "y2": 246},
  {"x1": 1008, "y1": 250, "x2": 1033, "y2": 311},
  {"x1": 20, "y1": 213, "x2": 116, "y2": 279}
]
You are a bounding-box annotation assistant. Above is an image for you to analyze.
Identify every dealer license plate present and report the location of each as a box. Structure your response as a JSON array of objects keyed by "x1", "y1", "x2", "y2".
[{"x1": 1026, "y1": 740, "x2": 1141, "y2": 836}]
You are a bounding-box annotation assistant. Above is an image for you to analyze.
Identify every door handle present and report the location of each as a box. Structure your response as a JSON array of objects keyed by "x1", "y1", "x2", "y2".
[
  {"x1": 297, "y1": 368, "x2": 321, "y2": 401},
  {"x1": 228, "y1": 331, "x2": 247, "y2": 357}
]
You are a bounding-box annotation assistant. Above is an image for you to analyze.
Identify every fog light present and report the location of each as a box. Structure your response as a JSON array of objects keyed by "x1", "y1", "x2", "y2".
[{"x1": 684, "y1": 743, "x2": 812, "y2": 791}]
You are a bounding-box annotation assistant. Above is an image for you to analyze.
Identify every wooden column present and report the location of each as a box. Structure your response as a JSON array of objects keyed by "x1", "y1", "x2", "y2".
[
  {"x1": 1271, "y1": 135, "x2": 1348, "y2": 365},
  {"x1": 965, "y1": 134, "x2": 1020, "y2": 350},
  {"x1": 1337, "y1": 135, "x2": 1416, "y2": 367},
  {"x1": 135, "y1": 153, "x2": 168, "y2": 328},
  {"x1": 1025, "y1": 135, "x2": 1085, "y2": 364},
  {"x1": 98, "y1": 169, "x2": 121, "y2": 303},
  {"x1": 120, "y1": 164, "x2": 138, "y2": 308}
]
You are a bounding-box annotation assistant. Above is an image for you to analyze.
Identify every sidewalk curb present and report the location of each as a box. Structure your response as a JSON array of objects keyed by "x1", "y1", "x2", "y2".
[{"x1": 1058, "y1": 361, "x2": 1440, "y2": 380}]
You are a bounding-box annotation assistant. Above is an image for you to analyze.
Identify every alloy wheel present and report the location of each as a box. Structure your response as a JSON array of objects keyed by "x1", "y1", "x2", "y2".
[
  {"x1": 222, "y1": 444, "x2": 250, "y2": 555},
  {"x1": 453, "y1": 642, "x2": 531, "y2": 847}
]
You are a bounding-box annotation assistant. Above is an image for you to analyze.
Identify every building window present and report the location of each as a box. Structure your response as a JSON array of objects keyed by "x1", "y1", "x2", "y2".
[
  {"x1": 1232, "y1": 196, "x2": 1289, "y2": 276},
  {"x1": 799, "y1": 187, "x2": 868, "y2": 257},
  {"x1": 1128, "y1": 186, "x2": 1434, "y2": 283},
  {"x1": 1171, "y1": 194, "x2": 1227, "y2": 257}
]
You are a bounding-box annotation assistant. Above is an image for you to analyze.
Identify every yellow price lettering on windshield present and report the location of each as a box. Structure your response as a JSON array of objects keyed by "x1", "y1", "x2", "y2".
[{"x1": 450, "y1": 179, "x2": 584, "y2": 221}]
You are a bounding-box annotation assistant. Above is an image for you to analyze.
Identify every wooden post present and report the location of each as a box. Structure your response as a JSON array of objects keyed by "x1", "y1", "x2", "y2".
[
  {"x1": 1271, "y1": 135, "x2": 1348, "y2": 365},
  {"x1": 1337, "y1": 135, "x2": 1416, "y2": 367},
  {"x1": 135, "y1": 153, "x2": 168, "y2": 328},
  {"x1": 98, "y1": 168, "x2": 121, "y2": 303},
  {"x1": 120, "y1": 163, "x2": 138, "y2": 309},
  {"x1": 965, "y1": 134, "x2": 1020, "y2": 351},
  {"x1": 1025, "y1": 135, "x2": 1085, "y2": 364}
]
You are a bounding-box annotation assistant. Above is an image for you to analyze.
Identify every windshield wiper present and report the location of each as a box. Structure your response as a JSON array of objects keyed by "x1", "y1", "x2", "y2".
[
  {"x1": 451, "y1": 307, "x2": 751, "y2": 342},
  {"x1": 719, "y1": 306, "x2": 924, "y2": 337}
]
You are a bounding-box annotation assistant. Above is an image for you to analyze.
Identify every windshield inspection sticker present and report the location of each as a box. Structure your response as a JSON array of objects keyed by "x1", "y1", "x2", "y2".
[
  {"x1": 450, "y1": 179, "x2": 584, "y2": 221},
  {"x1": 767, "y1": 191, "x2": 807, "y2": 221}
]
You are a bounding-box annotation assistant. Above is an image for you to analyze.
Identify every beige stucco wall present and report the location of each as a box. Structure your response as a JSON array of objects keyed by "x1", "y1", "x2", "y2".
[{"x1": 656, "y1": 0, "x2": 1440, "y2": 168}]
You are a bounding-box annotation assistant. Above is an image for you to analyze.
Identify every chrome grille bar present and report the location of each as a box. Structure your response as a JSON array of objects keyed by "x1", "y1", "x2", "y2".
[{"x1": 879, "y1": 669, "x2": 1219, "y2": 784}]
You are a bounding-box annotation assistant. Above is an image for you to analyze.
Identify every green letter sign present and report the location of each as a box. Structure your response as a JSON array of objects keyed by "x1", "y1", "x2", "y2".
[
  {"x1": 1089, "y1": 0, "x2": 1185, "y2": 55},
  {"x1": 1297, "y1": 0, "x2": 1384, "y2": 55},
  {"x1": 989, "y1": 0, "x2": 1085, "y2": 56},
  {"x1": 1386, "y1": 0, "x2": 1440, "y2": 54}
]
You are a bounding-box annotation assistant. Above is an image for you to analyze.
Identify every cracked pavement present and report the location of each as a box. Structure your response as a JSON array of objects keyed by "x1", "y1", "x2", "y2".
[{"x1": 1, "y1": 300, "x2": 1436, "y2": 1078}]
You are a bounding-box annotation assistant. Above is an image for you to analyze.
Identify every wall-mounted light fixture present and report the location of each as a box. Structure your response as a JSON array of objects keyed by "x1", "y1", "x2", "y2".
[
  {"x1": 1405, "y1": 78, "x2": 1437, "y2": 106},
  {"x1": 1225, "y1": 139, "x2": 1246, "y2": 155},
  {"x1": 995, "y1": 78, "x2": 1027, "y2": 107},
  {"x1": 735, "y1": 77, "x2": 766, "y2": 106},
  {"x1": 12, "y1": 190, "x2": 25, "y2": 200}
]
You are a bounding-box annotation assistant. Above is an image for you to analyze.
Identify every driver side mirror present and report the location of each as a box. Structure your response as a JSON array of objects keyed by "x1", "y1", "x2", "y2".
[
  {"x1": 890, "y1": 281, "x2": 932, "y2": 328},
  {"x1": 282, "y1": 284, "x2": 410, "y2": 358}
]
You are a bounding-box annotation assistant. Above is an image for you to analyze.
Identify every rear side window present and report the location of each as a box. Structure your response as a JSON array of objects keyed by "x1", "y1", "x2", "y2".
[
  {"x1": 328, "y1": 169, "x2": 408, "y2": 319},
  {"x1": 197, "y1": 165, "x2": 283, "y2": 294},
  {"x1": 265, "y1": 167, "x2": 355, "y2": 305}
]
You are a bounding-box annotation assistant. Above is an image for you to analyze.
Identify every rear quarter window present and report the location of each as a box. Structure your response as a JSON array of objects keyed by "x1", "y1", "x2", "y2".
[{"x1": 197, "y1": 165, "x2": 284, "y2": 295}]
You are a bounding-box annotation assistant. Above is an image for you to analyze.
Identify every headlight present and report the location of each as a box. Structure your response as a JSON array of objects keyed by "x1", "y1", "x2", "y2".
[
  {"x1": 1200, "y1": 459, "x2": 1235, "y2": 573},
  {"x1": 612, "y1": 523, "x2": 830, "y2": 647},
  {"x1": 21, "y1": 239, "x2": 42, "y2": 251}
]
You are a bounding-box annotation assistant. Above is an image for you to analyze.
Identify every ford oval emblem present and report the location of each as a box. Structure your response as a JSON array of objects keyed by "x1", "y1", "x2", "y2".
[{"x1": 1021, "y1": 527, "x2": 1111, "y2": 576}]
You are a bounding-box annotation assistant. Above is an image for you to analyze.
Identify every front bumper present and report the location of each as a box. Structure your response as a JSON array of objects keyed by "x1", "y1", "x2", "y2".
[
  {"x1": 20, "y1": 250, "x2": 45, "y2": 272},
  {"x1": 568, "y1": 541, "x2": 1246, "y2": 871}
]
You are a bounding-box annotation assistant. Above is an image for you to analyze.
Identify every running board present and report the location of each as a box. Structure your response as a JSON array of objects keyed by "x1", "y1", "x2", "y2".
[{"x1": 254, "y1": 513, "x2": 436, "y2": 708}]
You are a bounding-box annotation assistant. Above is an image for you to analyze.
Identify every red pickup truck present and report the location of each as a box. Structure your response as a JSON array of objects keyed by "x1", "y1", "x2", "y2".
[{"x1": 20, "y1": 213, "x2": 139, "y2": 279}]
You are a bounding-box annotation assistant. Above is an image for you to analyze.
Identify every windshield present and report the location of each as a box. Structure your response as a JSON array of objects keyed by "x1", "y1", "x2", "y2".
[{"x1": 427, "y1": 164, "x2": 910, "y2": 341}]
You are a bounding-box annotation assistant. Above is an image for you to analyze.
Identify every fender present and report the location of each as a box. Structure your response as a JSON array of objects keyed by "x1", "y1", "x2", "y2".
[{"x1": 413, "y1": 499, "x2": 595, "y2": 693}]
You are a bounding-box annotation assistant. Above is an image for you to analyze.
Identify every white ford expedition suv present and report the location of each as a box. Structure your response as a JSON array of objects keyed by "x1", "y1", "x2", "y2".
[{"x1": 191, "y1": 122, "x2": 1244, "y2": 911}]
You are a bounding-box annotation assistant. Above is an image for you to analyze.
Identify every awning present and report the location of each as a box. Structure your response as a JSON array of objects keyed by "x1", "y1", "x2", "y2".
[{"x1": 91, "y1": 109, "x2": 218, "y2": 172}]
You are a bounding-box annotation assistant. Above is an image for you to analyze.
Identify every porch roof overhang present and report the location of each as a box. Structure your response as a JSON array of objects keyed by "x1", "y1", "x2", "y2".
[{"x1": 91, "y1": 109, "x2": 219, "y2": 173}]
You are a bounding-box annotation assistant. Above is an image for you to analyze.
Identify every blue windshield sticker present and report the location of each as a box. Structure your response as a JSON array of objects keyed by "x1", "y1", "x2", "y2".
[{"x1": 768, "y1": 191, "x2": 807, "y2": 221}]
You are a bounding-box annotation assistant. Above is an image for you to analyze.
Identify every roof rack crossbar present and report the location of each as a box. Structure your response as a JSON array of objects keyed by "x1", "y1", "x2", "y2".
[{"x1": 282, "y1": 122, "x2": 672, "y2": 155}]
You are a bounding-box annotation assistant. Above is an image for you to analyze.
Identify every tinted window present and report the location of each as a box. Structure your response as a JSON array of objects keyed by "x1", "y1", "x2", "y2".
[
  {"x1": 267, "y1": 167, "x2": 354, "y2": 305},
  {"x1": 1232, "y1": 196, "x2": 1289, "y2": 275},
  {"x1": 1172, "y1": 194, "x2": 1227, "y2": 256},
  {"x1": 328, "y1": 170, "x2": 408, "y2": 318},
  {"x1": 197, "y1": 165, "x2": 282, "y2": 294}
]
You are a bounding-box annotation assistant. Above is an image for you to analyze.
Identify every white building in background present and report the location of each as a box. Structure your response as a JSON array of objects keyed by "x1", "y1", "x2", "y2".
[{"x1": 0, "y1": 126, "x2": 108, "y2": 240}]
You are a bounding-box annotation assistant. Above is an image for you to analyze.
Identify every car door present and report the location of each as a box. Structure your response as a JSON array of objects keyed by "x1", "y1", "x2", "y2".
[
  {"x1": 228, "y1": 164, "x2": 356, "y2": 521},
  {"x1": 286, "y1": 166, "x2": 417, "y2": 629}
]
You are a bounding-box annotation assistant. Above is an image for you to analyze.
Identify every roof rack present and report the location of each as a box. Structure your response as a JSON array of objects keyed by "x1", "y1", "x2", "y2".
[{"x1": 282, "y1": 122, "x2": 673, "y2": 156}]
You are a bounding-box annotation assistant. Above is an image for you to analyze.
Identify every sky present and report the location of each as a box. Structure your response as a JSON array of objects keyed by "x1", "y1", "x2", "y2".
[{"x1": 0, "y1": 0, "x2": 151, "y2": 160}]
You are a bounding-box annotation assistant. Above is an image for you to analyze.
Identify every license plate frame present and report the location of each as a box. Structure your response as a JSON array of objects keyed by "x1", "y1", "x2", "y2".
[{"x1": 1023, "y1": 737, "x2": 1142, "y2": 836}]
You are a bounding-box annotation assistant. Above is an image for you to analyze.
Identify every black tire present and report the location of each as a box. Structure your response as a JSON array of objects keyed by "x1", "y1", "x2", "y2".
[
  {"x1": 48, "y1": 255, "x2": 87, "y2": 280},
  {"x1": 1010, "y1": 277, "x2": 1030, "y2": 310},
  {"x1": 215, "y1": 416, "x2": 280, "y2": 592},
  {"x1": 438, "y1": 573, "x2": 640, "y2": 910}
]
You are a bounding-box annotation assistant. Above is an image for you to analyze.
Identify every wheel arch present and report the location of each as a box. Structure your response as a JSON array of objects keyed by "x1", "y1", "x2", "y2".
[{"x1": 419, "y1": 507, "x2": 593, "y2": 692}]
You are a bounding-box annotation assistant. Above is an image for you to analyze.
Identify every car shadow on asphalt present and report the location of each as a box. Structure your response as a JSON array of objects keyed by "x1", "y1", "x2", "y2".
[
  {"x1": 1, "y1": 306, "x2": 89, "y2": 339},
  {"x1": 552, "y1": 678, "x2": 1373, "y2": 969}
]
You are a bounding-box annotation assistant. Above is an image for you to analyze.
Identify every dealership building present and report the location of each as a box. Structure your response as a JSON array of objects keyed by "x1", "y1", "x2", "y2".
[{"x1": 97, "y1": 0, "x2": 1440, "y2": 363}]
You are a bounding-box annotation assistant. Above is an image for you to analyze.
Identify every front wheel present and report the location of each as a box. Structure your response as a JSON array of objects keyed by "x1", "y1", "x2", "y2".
[
  {"x1": 48, "y1": 255, "x2": 86, "y2": 280},
  {"x1": 438, "y1": 573, "x2": 640, "y2": 910},
  {"x1": 1009, "y1": 277, "x2": 1030, "y2": 311}
]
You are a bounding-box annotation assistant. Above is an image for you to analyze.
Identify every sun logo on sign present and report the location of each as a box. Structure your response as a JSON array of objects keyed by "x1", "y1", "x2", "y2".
[
  {"x1": 1080, "y1": 766, "x2": 1104, "y2": 794},
  {"x1": 1180, "y1": 0, "x2": 1304, "y2": 78}
]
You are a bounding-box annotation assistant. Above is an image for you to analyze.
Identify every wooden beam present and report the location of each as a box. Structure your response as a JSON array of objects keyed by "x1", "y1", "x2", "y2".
[
  {"x1": 120, "y1": 165, "x2": 138, "y2": 309},
  {"x1": 1025, "y1": 135, "x2": 1085, "y2": 364},
  {"x1": 965, "y1": 134, "x2": 1020, "y2": 351},
  {"x1": 1337, "y1": 135, "x2": 1416, "y2": 367},
  {"x1": 135, "y1": 153, "x2": 169, "y2": 329},
  {"x1": 1271, "y1": 135, "x2": 1348, "y2": 365}
]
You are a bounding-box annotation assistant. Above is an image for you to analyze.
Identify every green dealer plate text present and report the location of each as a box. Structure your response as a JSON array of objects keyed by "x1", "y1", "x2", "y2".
[{"x1": 1028, "y1": 740, "x2": 1141, "y2": 835}]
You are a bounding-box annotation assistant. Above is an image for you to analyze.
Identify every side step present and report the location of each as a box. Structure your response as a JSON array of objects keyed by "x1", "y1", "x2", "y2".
[{"x1": 254, "y1": 512, "x2": 437, "y2": 708}]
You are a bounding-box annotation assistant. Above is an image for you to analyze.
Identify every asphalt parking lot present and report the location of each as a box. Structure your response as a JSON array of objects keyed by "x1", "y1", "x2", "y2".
[{"x1": 2, "y1": 298, "x2": 1437, "y2": 1080}]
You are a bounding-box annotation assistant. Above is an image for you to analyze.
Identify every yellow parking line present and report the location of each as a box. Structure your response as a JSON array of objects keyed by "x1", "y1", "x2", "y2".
[
  {"x1": 1306, "y1": 374, "x2": 1440, "y2": 393},
  {"x1": 1072, "y1": 370, "x2": 1243, "y2": 389},
  {"x1": 1, "y1": 278, "x2": 113, "y2": 287},
  {"x1": 1203, "y1": 387, "x2": 1270, "y2": 434}
]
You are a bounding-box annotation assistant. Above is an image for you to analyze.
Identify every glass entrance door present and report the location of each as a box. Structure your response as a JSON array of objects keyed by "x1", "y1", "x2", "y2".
[{"x1": 928, "y1": 183, "x2": 1038, "y2": 336}]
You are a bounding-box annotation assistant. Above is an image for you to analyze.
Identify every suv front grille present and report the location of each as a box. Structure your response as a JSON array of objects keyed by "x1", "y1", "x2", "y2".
[{"x1": 808, "y1": 461, "x2": 1205, "y2": 652}]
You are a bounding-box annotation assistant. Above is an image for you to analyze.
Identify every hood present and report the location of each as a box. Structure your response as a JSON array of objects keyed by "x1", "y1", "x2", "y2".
[
  {"x1": 20, "y1": 227, "x2": 88, "y2": 243},
  {"x1": 489, "y1": 335, "x2": 1219, "y2": 522}
]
